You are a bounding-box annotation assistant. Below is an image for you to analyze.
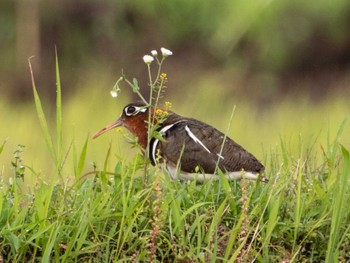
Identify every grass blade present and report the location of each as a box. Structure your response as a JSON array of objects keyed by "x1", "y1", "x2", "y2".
[
  {"x1": 74, "y1": 135, "x2": 89, "y2": 178},
  {"x1": 103, "y1": 143, "x2": 112, "y2": 173},
  {"x1": 325, "y1": 144, "x2": 350, "y2": 262},
  {"x1": 0, "y1": 140, "x2": 6, "y2": 155},
  {"x1": 55, "y1": 48, "x2": 63, "y2": 167},
  {"x1": 28, "y1": 57, "x2": 56, "y2": 162},
  {"x1": 293, "y1": 158, "x2": 304, "y2": 249}
]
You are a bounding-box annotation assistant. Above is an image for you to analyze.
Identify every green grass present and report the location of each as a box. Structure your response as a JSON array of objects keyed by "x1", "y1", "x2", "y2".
[
  {"x1": 1, "y1": 133, "x2": 349, "y2": 261},
  {"x1": 0, "y1": 59, "x2": 350, "y2": 261}
]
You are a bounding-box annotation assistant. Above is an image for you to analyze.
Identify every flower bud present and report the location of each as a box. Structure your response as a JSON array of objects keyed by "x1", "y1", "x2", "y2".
[
  {"x1": 110, "y1": 90, "x2": 118, "y2": 98},
  {"x1": 161, "y1": 48, "x2": 173, "y2": 57},
  {"x1": 151, "y1": 50, "x2": 158, "y2": 57},
  {"x1": 143, "y1": 55, "x2": 154, "y2": 64}
]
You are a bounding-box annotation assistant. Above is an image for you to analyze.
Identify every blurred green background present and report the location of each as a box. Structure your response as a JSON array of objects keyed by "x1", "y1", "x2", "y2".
[{"x1": 1, "y1": 0, "x2": 349, "y2": 181}]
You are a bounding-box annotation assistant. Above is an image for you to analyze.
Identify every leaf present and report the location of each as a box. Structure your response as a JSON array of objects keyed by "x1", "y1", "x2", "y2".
[
  {"x1": 340, "y1": 144, "x2": 350, "y2": 163},
  {"x1": 153, "y1": 131, "x2": 166, "y2": 142},
  {"x1": 132, "y1": 78, "x2": 139, "y2": 92},
  {"x1": 114, "y1": 161, "x2": 123, "y2": 175},
  {"x1": 0, "y1": 140, "x2": 6, "y2": 155}
]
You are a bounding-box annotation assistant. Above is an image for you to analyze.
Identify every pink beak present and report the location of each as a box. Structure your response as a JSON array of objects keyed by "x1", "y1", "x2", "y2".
[{"x1": 92, "y1": 118, "x2": 123, "y2": 139}]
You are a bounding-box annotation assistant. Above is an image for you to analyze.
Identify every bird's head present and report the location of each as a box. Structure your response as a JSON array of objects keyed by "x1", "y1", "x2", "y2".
[{"x1": 93, "y1": 102, "x2": 169, "y2": 148}]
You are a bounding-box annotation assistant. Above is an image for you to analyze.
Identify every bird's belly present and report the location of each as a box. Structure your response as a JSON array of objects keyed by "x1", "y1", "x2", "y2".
[{"x1": 165, "y1": 164, "x2": 259, "y2": 182}]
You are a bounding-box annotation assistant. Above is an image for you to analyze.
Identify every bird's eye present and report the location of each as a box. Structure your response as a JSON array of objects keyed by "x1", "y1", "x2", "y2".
[
  {"x1": 125, "y1": 106, "x2": 137, "y2": 116},
  {"x1": 124, "y1": 105, "x2": 148, "y2": 116}
]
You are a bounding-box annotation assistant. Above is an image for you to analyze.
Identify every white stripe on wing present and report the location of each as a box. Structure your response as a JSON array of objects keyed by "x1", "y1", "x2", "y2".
[{"x1": 185, "y1": 125, "x2": 211, "y2": 154}]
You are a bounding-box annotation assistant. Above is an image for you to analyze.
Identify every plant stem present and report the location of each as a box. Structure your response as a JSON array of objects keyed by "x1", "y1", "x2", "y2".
[{"x1": 124, "y1": 78, "x2": 148, "y2": 105}]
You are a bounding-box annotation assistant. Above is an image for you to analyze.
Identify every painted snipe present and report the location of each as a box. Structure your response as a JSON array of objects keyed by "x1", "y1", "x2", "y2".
[{"x1": 93, "y1": 102, "x2": 267, "y2": 182}]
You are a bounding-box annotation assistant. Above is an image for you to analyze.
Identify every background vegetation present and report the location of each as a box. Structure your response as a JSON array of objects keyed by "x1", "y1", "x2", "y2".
[{"x1": 0, "y1": 0, "x2": 350, "y2": 261}]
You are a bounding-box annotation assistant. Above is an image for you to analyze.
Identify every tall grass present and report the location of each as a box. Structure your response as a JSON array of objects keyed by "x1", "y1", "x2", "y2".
[{"x1": 0, "y1": 56, "x2": 349, "y2": 262}]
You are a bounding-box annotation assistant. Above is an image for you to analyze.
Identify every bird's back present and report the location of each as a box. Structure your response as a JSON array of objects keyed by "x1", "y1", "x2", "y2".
[{"x1": 151, "y1": 113, "x2": 264, "y2": 174}]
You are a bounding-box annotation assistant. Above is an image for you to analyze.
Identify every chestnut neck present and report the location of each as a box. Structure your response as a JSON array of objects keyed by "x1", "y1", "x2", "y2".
[
  {"x1": 123, "y1": 107, "x2": 178, "y2": 149},
  {"x1": 123, "y1": 114, "x2": 149, "y2": 149}
]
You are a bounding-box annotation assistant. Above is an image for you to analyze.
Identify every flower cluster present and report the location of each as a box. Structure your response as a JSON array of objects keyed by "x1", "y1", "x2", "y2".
[
  {"x1": 110, "y1": 48, "x2": 173, "y2": 100},
  {"x1": 155, "y1": 108, "x2": 169, "y2": 120},
  {"x1": 142, "y1": 47, "x2": 173, "y2": 65},
  {"x1": 164, "y1": 101, "x2": 172, "y2": 110},
  {"x1": 154, "y1": 101, "x2": 172, "y2": 124}
]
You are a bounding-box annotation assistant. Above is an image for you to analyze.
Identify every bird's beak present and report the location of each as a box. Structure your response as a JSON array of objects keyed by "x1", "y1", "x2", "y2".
[{"x1": 92, "y1": 118, "x2": 123, "y2": 139}]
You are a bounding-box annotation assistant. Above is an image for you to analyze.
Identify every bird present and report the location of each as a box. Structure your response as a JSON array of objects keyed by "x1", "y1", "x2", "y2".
[{"x1": 93, "y1": 102, "x2": 267, "y2": 182}]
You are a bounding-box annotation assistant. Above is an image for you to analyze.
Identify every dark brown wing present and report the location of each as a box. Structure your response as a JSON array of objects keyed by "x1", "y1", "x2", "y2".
[{"x1": 157, "y1": 116, "x2": 264, "y2": 174}]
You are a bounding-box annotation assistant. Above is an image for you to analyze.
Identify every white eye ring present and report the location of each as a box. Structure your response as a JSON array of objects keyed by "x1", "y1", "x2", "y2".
[{"x1": 124, "y1": 106, "x2": 147, "y2": 116}]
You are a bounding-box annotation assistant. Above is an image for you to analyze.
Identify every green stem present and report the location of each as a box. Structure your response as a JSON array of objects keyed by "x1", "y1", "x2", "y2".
[
  {"x1": 144, "y1": 64, "x2": 154, "y2": 183},
  {"x1": 146, "y1": 64, "x2": 154, "y2": 155},
  {"x1": 153, "y1": 57, "x2": 164, "y2": 87},
  {"x1": 152, "y1": 76, "x2": 165, "y2": 121},
  {"x1": 124, "y1": 78, "x2": 148, "y2": 105},
  {"x1": 150, "y1": 57, "x2": 166, "y2": 129}
]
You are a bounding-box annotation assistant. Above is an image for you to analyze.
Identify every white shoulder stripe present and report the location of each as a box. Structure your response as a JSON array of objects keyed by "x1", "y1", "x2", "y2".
[
  {"x1": 185, "y1": 125, "x2": 211, "y2": 154},
  {"x1": 150, "y1": 120, "x2": 185, "y2": 165}
]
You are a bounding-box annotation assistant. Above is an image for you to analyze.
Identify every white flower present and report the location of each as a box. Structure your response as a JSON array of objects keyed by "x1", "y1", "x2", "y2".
[
  {"x1": 161, "y1": 47, "x2": 173, "y2": 57},
  {"x1": 110, "y1": 90, "x2": 118, "y2": 98},
  {"x1": 143, "y1": 55, "x2": 154, "y2": 64},
  {"x1": 151, "y1": 50, "x2": 158, "y2": 56}
]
